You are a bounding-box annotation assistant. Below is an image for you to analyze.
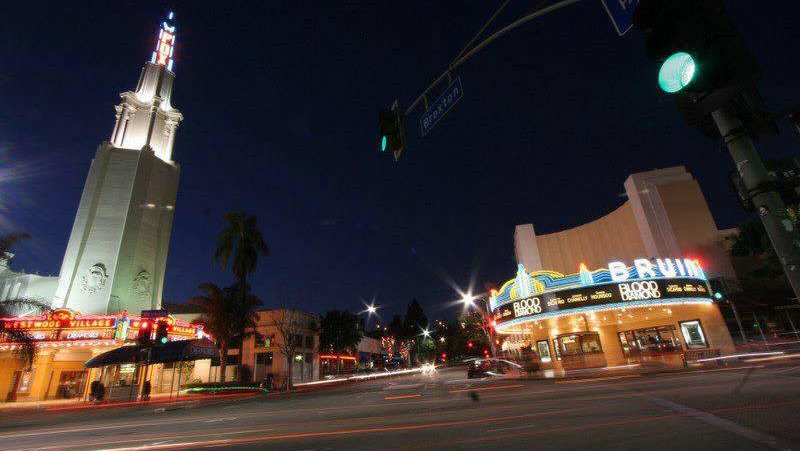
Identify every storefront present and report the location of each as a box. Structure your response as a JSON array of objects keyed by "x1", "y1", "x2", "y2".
[
  {"x1": 0, "y1": 309, "x2": 206, "y2": 402},
  {"x1": 491, "y1": 258, "x2": 735, "y2": 370}
]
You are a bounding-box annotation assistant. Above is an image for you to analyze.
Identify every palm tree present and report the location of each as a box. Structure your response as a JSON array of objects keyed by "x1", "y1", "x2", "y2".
[
  {"x1": 0, "y1": 232, "x2": 31, "y2": 256},
  {"x1": 189, "y1": 283, "x2": 237, "y2": 383},
  {"x1": 226, "y1": 282, "x2": 262, "y2": 381},
  {"x1": 214, "y1": 212, "x2": 269, "y2": 288},
  {"x1": 0, "y1": 299, "x2": 50, "y2": 369},
  {"x1": 0, "y1": 233, "x2": 49, "y2": 373},
  {"x1": 214, "y1": 212, "x2": 269, "y2": 367}
]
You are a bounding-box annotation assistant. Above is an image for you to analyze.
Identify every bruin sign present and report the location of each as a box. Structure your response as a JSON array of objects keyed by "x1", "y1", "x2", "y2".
[
  {"x1": 493, "y1": 278, "x2": 712, "y2": 325},
  {"x1": 608, "y1": 258, "x2": 705, "y2": 281}
]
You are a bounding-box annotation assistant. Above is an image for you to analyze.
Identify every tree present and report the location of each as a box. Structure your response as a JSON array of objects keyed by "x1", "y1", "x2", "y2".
[
  {"x1": 189, "y1": 283, "x2": 237, "y2": 383},
  {"x1": 213, "y1": 212, "x2": 269, "y2": 362},
  {"x1": 319, "y1": 310, "x2": 363, "y2": 372},
  {"x1": 402, "y1": 299, "x2": 428, "y2": 364},
  {"x1": 0, "y1": 232, "x2": 31, "y2": 256},
  {"x1": 267, "y1": 308, "x2": 316, "y2": 390},
  {"x1": 387, "y1": 314, "x2": 403, "y2": 338},
  {"x1": 402, "y1": 299, "x2": 428, "y2": 339},
  {"x1": 227, "y1": 282, "x2": 262, "y2": 380},
  {"x1": 0, "y1": 233, "x2": 49, "y2": 370}
]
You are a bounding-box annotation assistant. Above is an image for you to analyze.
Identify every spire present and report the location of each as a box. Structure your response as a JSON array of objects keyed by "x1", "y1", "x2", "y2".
[
  {"x1": 150, "y1": 11, "x2": 176, "y2": 71},
  {"x1": 108, "y1": 11, "x2": 183, "y2": 162}
]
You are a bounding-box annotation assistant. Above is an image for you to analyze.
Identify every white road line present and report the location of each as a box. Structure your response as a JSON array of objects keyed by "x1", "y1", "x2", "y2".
[{"x1": 644, "y1": 396, "x2": 793, "y2": 451}]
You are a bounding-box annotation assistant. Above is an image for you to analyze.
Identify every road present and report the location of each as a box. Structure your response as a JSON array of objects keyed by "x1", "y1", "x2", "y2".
[{"x1": 1, "y1": 364, "x2": 800, "y2": 450}]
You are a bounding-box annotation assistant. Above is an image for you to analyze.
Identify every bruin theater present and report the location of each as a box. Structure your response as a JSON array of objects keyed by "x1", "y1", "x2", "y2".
[{"x1": 491, "y1": 258, "x2": 735, "y2": 370}]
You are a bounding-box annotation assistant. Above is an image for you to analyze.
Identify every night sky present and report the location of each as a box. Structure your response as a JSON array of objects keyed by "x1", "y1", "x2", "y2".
[{"x1": 1, "y1": 1, "x2": 798, "y2": 322}]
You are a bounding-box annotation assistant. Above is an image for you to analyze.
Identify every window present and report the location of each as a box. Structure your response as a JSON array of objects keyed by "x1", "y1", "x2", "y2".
[
  {"x1": 680, "y1": 320, "x2": 708, "y2": 348},
  {"x1": 256, "y1": 352, "x2": 273, "y2": 366},
  {"x1": 294, "y1": 334, "x2": 303, "y2": 346},
  {"x1": 556, "y1": 333, "x2": 603, "y2": 356},
  {"x1": 305, "y1": 335, "x2": 314, "y2": 349},
  {"x1": 225, "y1": 354, "x2": 240, "y2": 366},
  {"x1": 618, "y1": 325, "x2": 681, "y2": 357},
  {"x1": 305, "y1": 352, "x2": 313, "y2": 364},
  {"x1": 537, "y1": 340, "x2": 552, "y2": 363}
]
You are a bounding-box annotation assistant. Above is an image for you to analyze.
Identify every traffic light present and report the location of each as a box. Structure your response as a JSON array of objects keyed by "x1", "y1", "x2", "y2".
[
  {"x1": 137, "y1": 320, "x2": 152, "y2": 345},
  {"x1": 378, "y1": 100, "x2": 405, "y2": 161},
  {"x1": 155, "y1": 320, "x2": 169, "y2": 345},
  {"x1": 633, "y1": 0, "x2": 761, "y2": 134}
]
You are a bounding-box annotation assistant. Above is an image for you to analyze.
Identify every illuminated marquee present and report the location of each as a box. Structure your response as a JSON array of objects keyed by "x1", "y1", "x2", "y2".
[
  {"x1": 490, "y1": 258, "x2": 713, "y2": 332},
  {"x1": 0, "y1": 309, "x2": 204, "y2": 344}
]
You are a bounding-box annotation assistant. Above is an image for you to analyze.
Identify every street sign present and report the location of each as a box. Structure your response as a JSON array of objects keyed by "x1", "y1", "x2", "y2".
[
  {"x1": 600, "y1": 0, "x2": 640, "y2": 36},
  {"x1": 420, "y1": 76, "x2": 463, "y2": 137}
]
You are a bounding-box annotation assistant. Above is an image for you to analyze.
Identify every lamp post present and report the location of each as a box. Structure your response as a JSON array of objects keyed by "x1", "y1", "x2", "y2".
[{"x1": 460, "y1": 292, "x2": 497, "y2": 358}]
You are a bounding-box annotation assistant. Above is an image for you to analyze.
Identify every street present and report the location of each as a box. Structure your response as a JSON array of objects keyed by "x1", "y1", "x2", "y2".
[{"x1": 1, "y1": 364, "x2": 800, "y2": 450}]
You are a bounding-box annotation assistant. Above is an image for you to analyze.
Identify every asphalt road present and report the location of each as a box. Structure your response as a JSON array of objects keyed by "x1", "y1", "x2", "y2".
[{"x1": 2, "y1": 363, "x2": 800, "y2": 451}]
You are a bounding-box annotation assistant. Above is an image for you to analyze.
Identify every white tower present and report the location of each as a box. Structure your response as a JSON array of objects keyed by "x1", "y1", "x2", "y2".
[{"x1": 53, "y1": 13, "x2": 183, "y2": 315}]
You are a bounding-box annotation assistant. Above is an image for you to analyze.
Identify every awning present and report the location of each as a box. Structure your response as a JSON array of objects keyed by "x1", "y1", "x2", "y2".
[{"x1": 84, "y1": 339, "x2": 219, "y2": 368}]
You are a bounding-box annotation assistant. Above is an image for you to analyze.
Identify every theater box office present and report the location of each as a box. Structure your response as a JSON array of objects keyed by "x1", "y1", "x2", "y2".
[{"x1": 491, "y1": 258, "x2": 735, "y2": 370}]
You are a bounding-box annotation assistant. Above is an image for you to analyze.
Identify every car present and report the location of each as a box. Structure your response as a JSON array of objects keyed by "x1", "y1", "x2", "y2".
[{"x1": 467, "y1": 359, "x2": 493, "y2": 378}]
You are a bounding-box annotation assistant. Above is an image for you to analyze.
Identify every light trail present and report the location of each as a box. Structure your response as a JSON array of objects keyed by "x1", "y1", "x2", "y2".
[
  {"x1": 384, "y1": 394, "x2": 422, "y2": 400},
  {"x1": 449, "y1": 383, "x2": 523, "y2": 394}
]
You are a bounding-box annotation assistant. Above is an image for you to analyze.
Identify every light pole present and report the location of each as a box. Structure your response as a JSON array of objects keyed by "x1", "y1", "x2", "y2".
[{"x1": 459, "y1": 292, "x2": 497, "y2": 358}]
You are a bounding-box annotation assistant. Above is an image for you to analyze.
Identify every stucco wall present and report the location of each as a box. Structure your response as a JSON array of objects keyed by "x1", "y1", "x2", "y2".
[{"x1": 534, "y1": 201, "x2": 647, "y2": 274}]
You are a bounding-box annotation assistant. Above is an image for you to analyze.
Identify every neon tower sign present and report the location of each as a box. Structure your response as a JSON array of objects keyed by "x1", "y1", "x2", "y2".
[{"x1": 151, "y1": 11, "x2": 176, "y2": 71}]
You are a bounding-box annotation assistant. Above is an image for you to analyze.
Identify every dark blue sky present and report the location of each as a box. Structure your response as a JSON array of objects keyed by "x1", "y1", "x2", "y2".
[{"x1": 1, "y1": 1, "x2": 798, "y2": 321}]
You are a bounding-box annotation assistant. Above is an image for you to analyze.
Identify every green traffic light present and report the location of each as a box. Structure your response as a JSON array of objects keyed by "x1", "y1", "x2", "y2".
[
  {"x1": 659, "y1": 52, "x2": 696, "y2": 93},
  {"x1": 714, "y1": 292, "x2": 723, "y2": 300},
  {"x1": 161, "y1": 337, "x2": 168, "y2": 344},
  {"x1": 381, "y1": 136, "x2": 387, "y2": 151}
]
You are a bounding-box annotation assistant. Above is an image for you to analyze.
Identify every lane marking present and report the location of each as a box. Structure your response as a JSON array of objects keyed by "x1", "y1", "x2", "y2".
[
  {"x1": 384, "y1": 394, "x2": 422, "y2": 400},
  {"x1": 643, "y1": 396, "x2": 793, "y2": 451},
  {"x1": 555, "y1": 375, "x2": 639, "y2": 384},
  {"x1": 389, "y1": 398, "x2": 800, "y2": 451},
  {"x1": 87, "y1": 406, "x2": 595, "y2": 451},
  {"x1": 449, "y1": 384, "x2": 523, "y2": 394}
]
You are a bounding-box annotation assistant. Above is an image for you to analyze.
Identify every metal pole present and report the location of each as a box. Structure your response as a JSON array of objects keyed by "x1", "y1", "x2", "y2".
[
  {"x1": 712, "y1": 106, "x2": 800, "y2": 304},
  {"x1": 477, "y1": 299, "x2": 497, "y2": 358},
  {"x1": 784, "y1": 308, "x2": 800, "y2": 342},
  {"x1": 753, "y1": 312, "x2": 770, "y2": 350},
  {"x1": 728, "y1": 299, "x2": 747, "y2": 343},
  {"x1": 176, "y1": 361, "x2": 183, "y2": 402},
  {"x1": 169, "y1": 362, "x2": 176, "y2": 402}
]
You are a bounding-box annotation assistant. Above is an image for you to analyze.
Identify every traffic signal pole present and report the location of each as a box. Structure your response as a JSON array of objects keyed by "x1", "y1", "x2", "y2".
[{"x1": 712, "y1": 106, "x2": 800, "y2": 305}]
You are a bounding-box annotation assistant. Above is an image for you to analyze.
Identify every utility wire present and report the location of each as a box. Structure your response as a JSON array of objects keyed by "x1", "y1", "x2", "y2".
[{"x1": 405, "y1": 0, "x2": 590, "y2": 116}]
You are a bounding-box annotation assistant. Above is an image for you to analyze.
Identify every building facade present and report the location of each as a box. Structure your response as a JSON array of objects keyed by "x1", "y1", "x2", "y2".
[
  {"x1": 0, "y1": 14, "x2": 188, "y2": 402},
  {"x1": 238, "y1": 309, "x2": 320, "y2": 386},
  {"x1": 514, "y1": 166, "x2": 736, "y2": 283}
]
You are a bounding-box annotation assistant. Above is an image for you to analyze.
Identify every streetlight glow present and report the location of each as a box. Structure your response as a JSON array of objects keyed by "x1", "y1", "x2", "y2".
[
  {"x1": 422, "y1": 328, "x2": 431, "y2": 338},
  {"x1": 459, "y1": 291, "x2": 475, "y2": 307}
]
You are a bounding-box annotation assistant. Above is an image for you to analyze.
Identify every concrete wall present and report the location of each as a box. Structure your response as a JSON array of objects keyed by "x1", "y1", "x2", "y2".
[{"x1": 520, "y1": 201, "x2": 647, "y2": 275}]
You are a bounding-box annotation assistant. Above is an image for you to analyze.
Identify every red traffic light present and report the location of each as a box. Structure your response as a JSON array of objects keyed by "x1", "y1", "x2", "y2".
[{"x1": 467, "y1": 342, "x2": 473, "y2": 348}]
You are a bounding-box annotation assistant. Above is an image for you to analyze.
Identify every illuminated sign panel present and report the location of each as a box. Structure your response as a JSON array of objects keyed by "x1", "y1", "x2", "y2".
[
  {"x1": 0, "y1": 309, "x2": 203, "y2": 346},
  {"x1": 490, "y1": 258, "x2": 713, "y2": 330},
  {"x1": 494, "y1": 278, "x2": 712, "y2": 327}
]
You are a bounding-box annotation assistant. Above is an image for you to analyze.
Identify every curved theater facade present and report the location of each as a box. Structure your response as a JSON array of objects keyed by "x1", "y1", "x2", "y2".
[{"x1": 491, "y1": 258, "x2": 735, "y2": 370}]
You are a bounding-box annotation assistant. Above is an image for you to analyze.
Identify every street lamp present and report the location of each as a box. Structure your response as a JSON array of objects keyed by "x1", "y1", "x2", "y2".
[{"x1": 422, "y1": 328, "x2": 431, "y2": 338}]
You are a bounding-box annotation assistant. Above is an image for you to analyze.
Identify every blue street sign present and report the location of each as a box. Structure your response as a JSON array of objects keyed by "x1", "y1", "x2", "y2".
[
  {"x1": 420, "y1": 76, "x2": 464, "y2": 137},
  {"x1": 600, "y1": 0, "x2": 640, "y2": 36}
]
